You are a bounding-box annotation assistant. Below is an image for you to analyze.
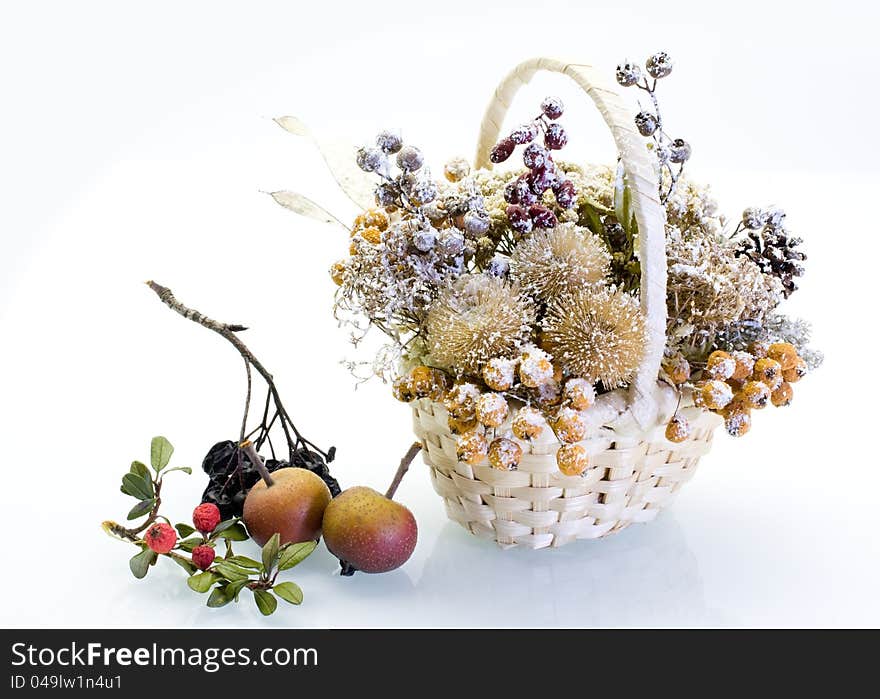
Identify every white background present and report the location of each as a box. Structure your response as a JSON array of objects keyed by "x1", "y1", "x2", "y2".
[{"x1": 1, "y1": 0, "x2": 878, "y2": 628}]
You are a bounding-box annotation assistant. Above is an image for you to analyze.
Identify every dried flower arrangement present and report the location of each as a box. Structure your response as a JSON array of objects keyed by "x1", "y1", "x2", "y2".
[{"x1": 273, "y1": 55, "x2": 822, "y2": 548}]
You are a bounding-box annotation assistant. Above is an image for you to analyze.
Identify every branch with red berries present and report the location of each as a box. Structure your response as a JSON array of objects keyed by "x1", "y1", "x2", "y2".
[{"x1": 102, "y1": 436, "x2": 315, "y2": 615}]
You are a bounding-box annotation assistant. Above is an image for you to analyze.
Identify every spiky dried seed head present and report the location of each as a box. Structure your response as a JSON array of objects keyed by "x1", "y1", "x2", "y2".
[
  {"x1": 510, "y1": 223, "x2": 610, "y2": 301},
  {"x1": 541, "y1": 287, "x2": 647, "y2": 389},
  {"x1": 425, "y1": 274, "x2": 536, "y2": 376}
]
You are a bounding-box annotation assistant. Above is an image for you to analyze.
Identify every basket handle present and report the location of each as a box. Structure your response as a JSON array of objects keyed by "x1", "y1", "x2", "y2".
[{"x1": 475, "y1": 58, "x2": 667, "y2": 423}]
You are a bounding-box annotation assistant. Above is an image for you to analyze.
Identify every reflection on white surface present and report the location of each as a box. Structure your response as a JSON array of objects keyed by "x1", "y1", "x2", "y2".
[{"x1": 416, "y1": 519, "x2": 719, "y2": 627}]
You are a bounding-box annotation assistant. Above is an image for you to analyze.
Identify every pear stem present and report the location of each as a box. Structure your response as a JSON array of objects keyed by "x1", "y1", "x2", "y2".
[
  {"x1": 240, "y1": 440, "x2": 275, "y2": 487},
  {"x1": 385, "y1": 442, "x2": 422, "y2": 500}
]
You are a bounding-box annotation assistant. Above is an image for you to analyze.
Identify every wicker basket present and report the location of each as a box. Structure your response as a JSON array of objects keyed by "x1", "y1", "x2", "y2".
[{"x1": 411, "y1": 58, "x2": 723, "y2": 549}]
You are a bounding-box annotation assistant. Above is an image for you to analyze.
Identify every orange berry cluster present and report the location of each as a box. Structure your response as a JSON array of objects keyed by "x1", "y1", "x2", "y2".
[
  {"x1": 393, "y1": 360, "x2": 598, "y2": 477},
  {"x1": 666, "y1": 341, "x2": 806, "y2": 440},
  {"x1": 329, "y1": 208, "x2": 391, "y2": 286}
]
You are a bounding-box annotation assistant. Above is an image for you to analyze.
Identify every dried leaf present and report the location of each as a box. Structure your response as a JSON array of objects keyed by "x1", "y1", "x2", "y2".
[
  {"x1": 268, "y1": 191, "x2": 347, "y2": 229},
  {"x1": 274, "y1": 115, "x2": 375, "y2": 209}
]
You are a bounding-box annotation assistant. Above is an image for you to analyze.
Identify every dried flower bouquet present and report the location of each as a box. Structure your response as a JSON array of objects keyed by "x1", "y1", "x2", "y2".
[{"x1": 273, "y1": 55, "x2": 821, "y2": 548}]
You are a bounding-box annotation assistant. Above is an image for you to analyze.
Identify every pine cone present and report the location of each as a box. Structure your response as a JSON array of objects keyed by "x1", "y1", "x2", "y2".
[{"x1": 733, "y1": 218, "x2": 806, "y2": 298}]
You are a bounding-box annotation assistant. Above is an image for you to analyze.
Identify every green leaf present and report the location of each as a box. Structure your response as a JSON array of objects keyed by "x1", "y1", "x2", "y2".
[
  {"x1": 262, "y1": 533, "x2": 281, "y2": 574},
  {"x1": 214, "y1": 561, "x2": 250, "y2": 582},
  {"x1": 253, "y1": 589, "x2": 277, "y2": 616},
  {"x1": 150, "y1": 436, "x2": 174, "y2": 472},
  {"x1": 207, "y1": 585, "x2": 233, "y2": 608},
  {"x1": 162, "y1": 466, "x2": 192, "y2": 476},
  {"x1": 121, "y1": 472, "x2": 154, "y2": 501},
  {"x1": 171, "y1": 555, "x2": 197, "y2": 575},
  {"x1": 129, "y1": 547, "x2": 156, "y2": 579},
  {"x1": 226, "y1": 579, "x2": 250, "y2": 601},
  {"x1": 175, "y1": 523, "x2": 196, "y2": 538},
  {"x1": 227, "y1": 555, "x2": 262, "y2": 570},
  {"x1": 278, "y1": 541, "x2": 317, "y2": 571},
  {"x1": 215, "y1": 522, "x2": 248, "y2": 541},
  {"x1": 187, "y1": 571, "x2": 219, "y2": 593},
  {"x1": 126, "y1": 498, "x2": 156, "y2": 521},
  {"x1": 178, "y1": 537, "x2": 203, "y2": 553},
  {"x1": 129, "y1": 461, "x2": 151, "y2": 480},
  {"x1": 212, "y1": 518, "x2": 239, "y2": 534},
  {"x1": 272, "y1": 581, "x2": 304, "y2": 605}
]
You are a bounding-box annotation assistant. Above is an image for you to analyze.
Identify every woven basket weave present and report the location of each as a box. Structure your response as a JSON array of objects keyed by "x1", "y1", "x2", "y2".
[{"x1": 412, "y1": 58, "x2": 722, "y2": 549}]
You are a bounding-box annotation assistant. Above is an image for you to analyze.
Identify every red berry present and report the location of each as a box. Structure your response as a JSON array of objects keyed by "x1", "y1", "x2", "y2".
[
  {"x1": 553, "y1": 179, "x2": 577, "y2": 208},
  {"x1": 504, "y1": 176, "x2": 534, "y2": 205},
  {"x1": 191, "y1": 545, "x2": 216, "y2": 571},
  {"x1": 514, "y1": 174, "x2": 538, "y2": 205},
  {"x1": 527, "y1": 166, "x2": 556, "y2": 195},
  {"x1": 544, "y1": 123, "x2": 568, "y2": 150},
  {"x1": 510, "y1": 123, "x2": 538, "y2": 144},
  {"x1": 541, "y1": 96, "x2": 564, "y2": 120},
  {"x1": 529, "y1": 204, "x2": 558, "y2": 229},
  {"x1": 192, "y1": 502, "x2": 221, "y2": 534},
  {"x1": 145, "y1": 523, "x2": 177, "y2": 554},
  {"x1": 506, "y1": 205, "x2": 533, "y2": 234},
  {"x1": 523, "y1": 143, "x2": 548, "y2": 169},
  {"x1": 490, "y1": 137, "x2": 516, "y2": 164}
]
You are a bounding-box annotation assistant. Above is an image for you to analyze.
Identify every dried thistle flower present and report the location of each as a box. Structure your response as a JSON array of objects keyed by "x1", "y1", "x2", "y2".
[
  {"x1": 425, "y1": 274, "x2": 536, "y2": 376},
  {"x1": 665, "y1": 226, "x2": 783, "y2": 358},
  {"x1": 510, "y1": 223, "x2": 610, "y2": 301},
  {"x1": 542, "y1": 287, "x2": 647, "y2": 389}
]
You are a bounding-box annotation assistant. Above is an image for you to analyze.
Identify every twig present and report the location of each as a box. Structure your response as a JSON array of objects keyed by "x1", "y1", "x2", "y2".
[
  {"x1": 145, "y1": 280, "x2": 330, "y2": 462},
  {"x1": 385, "y1": 442, "x2": 422, "y2": 500},
  {"x1": 240, "y1": 439, "x2": 275, "y2": 488},
  {"x1": 240, "y1": 357, "x2": 252, "y2": 443}
]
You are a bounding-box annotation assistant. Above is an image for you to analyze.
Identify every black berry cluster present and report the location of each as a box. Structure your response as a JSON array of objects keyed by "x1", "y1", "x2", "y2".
[
  {"x1": 490, "y1": 97, "x2": 578, "y2": 235},
  {"x1": 200, "y1": 440, "x2": 341, "y2": 519}
]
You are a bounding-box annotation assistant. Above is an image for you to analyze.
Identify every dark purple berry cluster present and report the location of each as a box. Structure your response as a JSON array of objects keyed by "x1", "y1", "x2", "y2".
[
  {"x1": 201, "y1": 440, "x2": 340, "y2": 519},
  {"x1": 489, "y1": 97, "x2": 578, "y2": 234}
]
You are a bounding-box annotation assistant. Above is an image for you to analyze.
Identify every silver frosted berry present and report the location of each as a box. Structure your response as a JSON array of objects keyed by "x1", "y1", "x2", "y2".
[
  {"x1": 413, "y1": 228, "x2": 438, "y2": 252},
  {"x1": 439, "y1": 230, "x2": 466, "y2": 257},
  {"x1": 374, "y1": 182, "x2": 398, "y2": 207},
  {"x1": 376, "y1": 129, "x2": 403, "y2": 154},
  {"x1": 741, "y1": 207, "x2": 766, "y2": 230},
  {"x1": 616, "y1": 62, "x2": 642, "y2": 87},
  {"x1": 634, "y1": 111, "x2": 658, "y2": 136},
  {"x1": 465, "y1": 192, "x2": 485, "y2": 211},
  {"x1": 396, "y1": 145, "x2": 424, "y2": 172},
  {"x1": 409, "y1": 179, "x2": 438, "y2": 206},
  {"x1": 357, "y1": 146, "x2": 384, "y2": 173},
  {"x1": 655, "y1": 145, "x2": 671, "y2": 164},
  {"x1": 463, "y1": 211, "x2": 490, "y2": 236},
  {"x1": 668, "y1": 138, "x2": 691, "y2": 164},
  {"x1": 646, "y1": 52, "x2": 673, "y2": 79}
]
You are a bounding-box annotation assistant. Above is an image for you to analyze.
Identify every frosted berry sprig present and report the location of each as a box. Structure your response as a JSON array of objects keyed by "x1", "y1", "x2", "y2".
[
  {"x1": 356, "y1": 130, "x2": 438, "y2": 219},
  {"x1": 102, "y1": 437, "x2": 317, "y2": 615},
  {"x1": 616, "y1": 52, "x2": 691, "y2": 203},
  {"x1": 491, "y1": 97, "x2": 579, "y2": 234}
]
